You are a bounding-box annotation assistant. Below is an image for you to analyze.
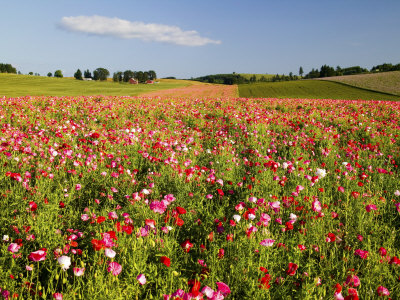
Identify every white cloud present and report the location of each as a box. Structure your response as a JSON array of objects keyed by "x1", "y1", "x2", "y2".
[{"x1": 59, "y1": 15, "x2": 221, "y2": 47}]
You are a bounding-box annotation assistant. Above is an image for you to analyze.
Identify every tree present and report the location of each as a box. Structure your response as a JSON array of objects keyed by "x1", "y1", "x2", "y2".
[
  {"x1": 93, "y1": 68, "x2": 110, "y2": 81},
  {"x1": 28, "y1": 72, "x2": 33, "y2": 75},
  {"x1": 84, "y1": 69, "x2": 92, "y2": 79},
  {"x1": 148, "y1": 70, "x2": 157, "y2": 80},
  {"x1": 54, "y1": 70, "x2": 63, "y2": 78},
  {"x1": 123, "y1": 70, "x2": 135, "y2": 82},
  {"x1": 74, "y1": 69, "x2": 83, "y2": 80},
  {"x1": 113, "y1": 71, "x2": 123, "y2": 82},
  {"x1": 299, "y1": 66, "x2": 304, "y2": 77},
  {"x1": 47, "y1": 72, "x2": 52, "y2": 77}
]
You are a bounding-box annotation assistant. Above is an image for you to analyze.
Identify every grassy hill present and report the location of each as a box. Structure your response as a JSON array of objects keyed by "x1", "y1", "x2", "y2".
[
  {"x1": 0, "y1": 74, "x2": 191, "y2": 97},
  {"x1": 238, "y1": 80, "x2": 400, "y2": 101},
  {"x1": 319, "y1": 71, "x2": 400, "y2": 96}
]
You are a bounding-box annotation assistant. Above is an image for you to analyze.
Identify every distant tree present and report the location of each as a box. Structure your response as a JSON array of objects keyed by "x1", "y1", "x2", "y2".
[
  {"x1": 299, "y1": 66, "x2": 304, "y2": 77},
  {"x1": 84, "y1": 69, "x2": 92, "y2": 79},
  {"x1": 123, "y1": 70, "x2": 135, "y2": 82},
  {"x1": 250, "y1": 75, "x2": 257, "y2": 83},
  {"x1": 143, "y1": 71, "x2": 149, "y2": 82},
  {"x1": 336, "y1": 66, "x2": 343, "y2": 76},
  {"x1": 47, "y1": 72, "x2": 52, "y2": 77},
  {"x1": 135, "y1": 71, "x2": 144, "y2": 83},
  {"x1": 113, "y1": 71, "x2": 123, "y2": 82},
  {"x1": 319, "y1": 65, "x2": 336, "y2": 78},
  {"x1": 18, "y1": 71, "x2": 22, "y2": 75},
  {"x1": 54, "y1": 70, "x2": 63, "y2": 78},
  {"x1": 74, "y1": 69, "x2": 83, "y2": 80},
  {"x1": 148, "y1": 70, "x2": 157, "y2": 80},
  {"x1": 0, "y1": 63, "x2": 17, "y2": 73},
  {"x1": 289, "y1": 72, "x2": 293, "y2": 80},
  {"x1": 28, "y1": 72, "x2": 33, "y2": 75},
  {"x1": 93, "y1": 68, "x2": 109, "y2": 81}
]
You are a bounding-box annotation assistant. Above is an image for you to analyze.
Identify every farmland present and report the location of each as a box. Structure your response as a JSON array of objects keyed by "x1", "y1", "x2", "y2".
[
  {"x1": 0, "y1": 74, "x2": 191, "y2": 97},
  {"x1": 238, "y1": 80, "x2": 400, "y2": 101},
  {"x1": 0, "y1": 95, "x2": 399, "y2": 299},
  {"x1": 320, "y1": 71, "x2": 400, "y2": 96}
]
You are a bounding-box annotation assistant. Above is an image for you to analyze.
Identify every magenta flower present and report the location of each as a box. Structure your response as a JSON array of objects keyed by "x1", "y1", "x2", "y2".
[
  {"x1": 216, "y1": 282, "x2": 231, "y2": 296},
  {"x1": 366, "y1": 204, "x2": 377, "y2": 212},
  {"x1": 7, "y1": 243, "x2": 20, "y2": 253},
  {"x1": 260, "y1": 239, "x2": 275, "y2": 247},
  {"x1": 53, "y1": 293, "x2": 63, "y2": 300},
  {"x1": 28, "y1": 249, "x2": 47, "y2": 262},
  {"x1": 73, "y1": 267, "x2": 85, "y2": 276},
  {"x1": 137, "y1": 273, "x2": 146, "y2": 285},
  {"x1": 312, "y1": 200, "x2": 322, "y2": 213},
  {"x1": 376, "y1": 286, "x2": 390, "y2": 296},
  {"x1": 149, "y1": 201, "x2": 167, "y2": 214},
  {"x1": 107, "y1": 261, "x2": 122, "y2": 276}
]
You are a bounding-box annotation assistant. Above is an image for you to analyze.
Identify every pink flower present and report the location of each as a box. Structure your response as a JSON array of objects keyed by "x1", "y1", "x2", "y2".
[
  {"x1": 53, "y1": 293, "x2": 63, "y2": 300},
  {"x1": 107, "y1": 261, "x2": 122, "y2": 276},
  {"x1": 7, "y1": 243, "x2": 20, "y2": 253},
  {"x1": 312, "y1": 200, "x2": 322, "y2": 213},
  {"x1": 344, "y1": 275, "x2": 360, "y2": 287},
  {"x1": 149, "y1": 201, "x2": 167, "y2": 214},
  {"x1": 75, "y1": 184, "x2": 81, "y2": 191},
  {"x1": 73, "y1": 267, "x2": 85, "y2": 276},
  {"x1": 28, "y1": 249, "x2": 47, "y2": 262},
  {"x1": 376, "y1": 286, "x2": 390, "y2": 296},
  {"x1": 338, "y1": 186, "x2": 345, "y2": 193},
  {"x1": 354, "y1": 249, "x2": 368, "y2": 259},
  {"x1": 137, "y1": 273, "x2": 146, "y2": 285},
  {"x1": 216, "y1": 282, "x2": 231, "y2": 296},
  {"x1": 366, "y1": 204, "x2": 377, "y2": 212},
  {"x1": 260, "y1": 239, "x2": 275, "y2": 247},
  {"x1": 286, "y1": 262, "x2": 298, "y2": 276}
]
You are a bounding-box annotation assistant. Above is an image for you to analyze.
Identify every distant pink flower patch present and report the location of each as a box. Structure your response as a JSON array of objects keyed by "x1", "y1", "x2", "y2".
[{"x1": 260, "y1": 239, "x2": 275, "y2": 247}]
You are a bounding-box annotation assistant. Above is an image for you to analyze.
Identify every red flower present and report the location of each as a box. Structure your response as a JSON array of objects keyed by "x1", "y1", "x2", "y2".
[
  {"x1": 176, "y1": 207, "x2": 187, "y2": 215},
  {"x1": 29, "y1": 201, "x2": 37, "y2": 212},
  {"x1": 28, "y1": 250, "x2": 47, "y2": 262},
  {"x1": 286, "y1": 262, "x2": 298, "y2": 276},
  {"x1": 217, "y1": 189, "x2": 224, "y2": 196},
  {"x1": 181, "y1": 239, "x2": 193, "y2": 253},
  {"x1": 96, "y1": 216, "x2": 106, "y2": 224},
  {"x1": 160, "y1": 256, "x2": 171, "y2": 267}
]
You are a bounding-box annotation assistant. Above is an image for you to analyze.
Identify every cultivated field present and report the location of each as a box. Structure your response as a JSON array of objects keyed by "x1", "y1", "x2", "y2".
[
  {"x1": 320, "y1": 71, "x2": 400, "y2": 96},
  {"x1": 0, "y1": 74, "x2": 191, "y2": 97},
  {"x1": 238, "y1": 80, "x2": 400, "y2": 101},
  {"x1": 0, "y1": 95, "x2": 399, "y2": 299}
]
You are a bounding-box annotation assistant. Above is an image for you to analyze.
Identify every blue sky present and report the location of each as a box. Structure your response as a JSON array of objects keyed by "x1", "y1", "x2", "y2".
[{"x1": 1, "y1": 0, "x2": 399, "y2": 78}]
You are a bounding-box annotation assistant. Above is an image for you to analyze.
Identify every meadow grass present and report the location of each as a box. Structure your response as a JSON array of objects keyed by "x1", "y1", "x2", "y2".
[
  {"x1": 238, "y1": 80, "x2": 400, "y2": 101},
  {"x1": 320, "y1": 71, "x2": 400, "y2": 96},
  {"x1": 0, "y1": 74, "x2": 191, "y2": 97}
]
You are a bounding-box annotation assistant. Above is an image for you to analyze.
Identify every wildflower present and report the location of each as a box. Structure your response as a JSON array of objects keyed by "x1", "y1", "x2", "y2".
[
  {"x1": 312, "y1": 199, "x2": 322, "y2": 213},
  {"x1": 107, "y1": 261, "x2": 122, "y2": 276},
  {"x1": 315, "y1": 168, "x2": 327, "y2": 179},
  {"x1": 105, "y1": 248, "x2": 116, "y2": 258},
  {"x1": 181, "y1": 239, "x2": 193, "y2": 253},
  {"x1": 376, "y1": 286, "x2": 390, "y2": 296},
  {"x1": 344, "y1": 275, "x2": 360, "y2": 287},
  {"x1": 286, "y1": 262, "x2": 298, "y2": 276},
  {"x1": 57, "y1": 256, "x2": 71, "y2": 271},
  {"x1": 73, "y1": 267, "x2": 85, "y2": 276},
  {"x1": 232, "y1": 214, "x2": 241, "y2": 223},
  {"x1": 366, "y1": 204, "x2": 377, "y2": 212},
  {"x1": 137, "y1": 273, "x2": 146, "y2": 285},
  {"x1": 7, "y1": 243, "x2": 20, "y2": 253},
  {"x1": 28, "y1": 249, "x2": 47, "y2": 262},
  {"x1": 260, "y1": 239, "x2": 275, "y2": 247},
  {"x1": 160, "y1": 256, "x2": 171, "y2": 267},
  {"x1": 53, "y1": 293, "x2": 63, "y2": 300}
]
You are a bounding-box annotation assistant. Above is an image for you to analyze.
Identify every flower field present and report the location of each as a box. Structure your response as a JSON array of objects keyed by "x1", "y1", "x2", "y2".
[{"x1": 0, "y1": 95, "x2": 400, "y2": 299}]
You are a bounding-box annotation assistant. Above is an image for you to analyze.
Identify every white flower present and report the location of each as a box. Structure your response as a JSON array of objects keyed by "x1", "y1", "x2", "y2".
[
  {"x1": 57, "y1": 256, "x2": 71, "y2": 271},
  {"x1": 105, "y1": 248, "x2": 116, "y2": 258},
  {"x1": 315, "y1": 168, "x2": 327, "y2": 179},
  {"x1": 2, "y1": 235, "x2": 10, "y2": 242},
  {"x1": 232, "y1": 215, "x2": 241, "y2": 223}
]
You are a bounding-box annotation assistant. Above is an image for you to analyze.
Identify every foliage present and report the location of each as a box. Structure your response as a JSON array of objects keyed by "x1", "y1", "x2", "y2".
[
  {"x1": 47, "y1": 72, "x2": 52, "y2": 77},
  {"x1": 74, "y1": 69, "x2": 83, "y2": 80},
  {"x1": 54, "y1": 70, "x2": 63, "y2": 78},
  {"x1": 84, "y1": 69, "x2": 92, "y2": 79},
  {"x1": 93, "y1": 68, "x2": 110, "y2": 81},
  {"x1": 0, "y1": 63, "x2": 17, "y2": 74}
]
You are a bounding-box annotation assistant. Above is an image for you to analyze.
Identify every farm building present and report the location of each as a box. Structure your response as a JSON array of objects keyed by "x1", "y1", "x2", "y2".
[
  {"x1": 129, "y1": 78, "x2": 138, "y2": 84},
  {"x1": 146, "y1": 80, "x2": 154, "y2": 84}
]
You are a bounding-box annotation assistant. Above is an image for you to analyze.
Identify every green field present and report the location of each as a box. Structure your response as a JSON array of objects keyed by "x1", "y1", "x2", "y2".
[
  {"x1": 239, "y1": 73, "x2": 275, "y2": 80},
  {"x1": 238, "y1": 80, "x2": 400, "y2": 101},
  {"x1": 320, "y1": 71, "x2": 400, "y2": 96},
  {"x1": 0, "y1": 74, "x2": 191, "y2": 97}
]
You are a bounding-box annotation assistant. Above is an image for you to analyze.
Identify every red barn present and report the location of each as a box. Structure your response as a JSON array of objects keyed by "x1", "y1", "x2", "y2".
[
  {"x1": 129, "y1": 78, "x2": 138, "y2": 84},
  {"x1": 146, "y1": 80, "x2": 154, "y2": 84}
]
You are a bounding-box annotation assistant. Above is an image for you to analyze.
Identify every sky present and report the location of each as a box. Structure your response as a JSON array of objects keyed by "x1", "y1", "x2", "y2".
[{"x1": 1, "y1": 0, "x2": 399, "y2": 79}]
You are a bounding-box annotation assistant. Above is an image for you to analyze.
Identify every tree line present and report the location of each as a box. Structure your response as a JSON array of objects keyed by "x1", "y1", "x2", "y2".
[
  {"x1": 193, "y1": 73, "x2": 300, "y2": 85},
  {"x1": 303, "y1": 62, "x2": 400, "y2": 79},
  {"x1": 0, "y1": 63, "x2": 17, "y2": 74},
  {"x1": 112, "y1": 70, "x2": 157, "y2": 83}
]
